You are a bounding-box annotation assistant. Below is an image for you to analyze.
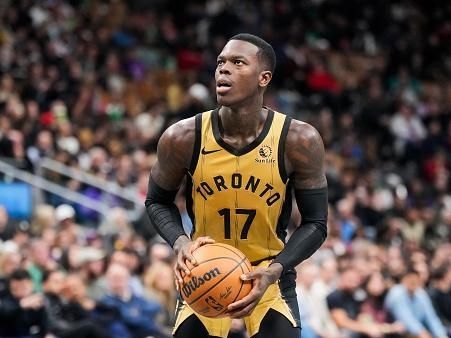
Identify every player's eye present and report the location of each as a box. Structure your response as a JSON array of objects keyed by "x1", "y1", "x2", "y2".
[
  {"x1": 217, "y1": 60, "x2": 224, "y2": 66},
  {"x1": 234, "y1": 60, "x2": 243, "y2": 65}
]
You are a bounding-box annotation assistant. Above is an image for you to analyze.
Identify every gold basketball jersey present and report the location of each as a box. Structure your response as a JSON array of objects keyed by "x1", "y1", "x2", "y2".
[{"x1": 186, "y1": 108, "x2": 293, "y2": 264}]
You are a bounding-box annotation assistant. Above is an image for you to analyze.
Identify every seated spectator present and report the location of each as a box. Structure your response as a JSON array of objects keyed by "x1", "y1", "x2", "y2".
[
  {"x1": 143, "y1": 260, "x2": 177, "y2": 330},
  {"x1": 327, "y1": 267, "x2": 382, "y2": 338},
  {"x1": 296, "y1": 261, "x2": 340, "y2": 338},
  {"x1": 357, "y1": 271, "x2": 404, "y2": 336},
  {"x1": 0, "y1": 248, "x2": 22, "y2": 296},
  {"x1": 30, "y1": 204, "x2": 55, "y2": 236},
  {"x1": 0, "y1": 269, "x2": 47, "y2": 337},
  {"x1": 0, "y1": 206, "x2": 18, "y2": 241},
  {"x1": 428, "y1": 266, "x2": 451, "y2": 336},
  {"x1": 385, "y1": 268, "x2": 447, "y2": 338},
  {"x1": 61, "y1": 273, "x2": 97, "y2": 311},
  {"x1": 25, "y1": 239, "x2": 57, "y2": 292},
  {"x1": 389, "y1": 102, "x2": 427, "y2": 160},
  {"x1": 148, "y1": 240, "x2": 174, "y2": 264},
  {"x1": 98, "y1": 263, "x2": 167, "y2": 338},
  {"x1": 109, "y1": 249, "x2": 145, "y2": 297},
  {"x1": 76, "y1": 247, "x2": 107, "y2": 300},
  {"x1": 43, "y1": 269, "x2": 108, "y2": 338},
  {"x1": 54, "y1": 204, "x2": 85, "y2": 247}
]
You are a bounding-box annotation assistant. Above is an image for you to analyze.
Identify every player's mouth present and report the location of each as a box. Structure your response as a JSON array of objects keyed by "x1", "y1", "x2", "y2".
[{"x1": 216, "y1": 79, "x2": 232, "y2": 95}]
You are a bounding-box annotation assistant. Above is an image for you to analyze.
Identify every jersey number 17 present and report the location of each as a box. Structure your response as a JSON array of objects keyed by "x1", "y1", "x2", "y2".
[{"x1": 218, "y1": 208, "x2": 256, "y2": 240}]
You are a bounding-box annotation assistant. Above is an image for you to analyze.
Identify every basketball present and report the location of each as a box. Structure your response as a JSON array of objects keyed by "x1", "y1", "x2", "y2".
[{"x1": 180, "y1": 243, "x2": 253, "y2": 318}]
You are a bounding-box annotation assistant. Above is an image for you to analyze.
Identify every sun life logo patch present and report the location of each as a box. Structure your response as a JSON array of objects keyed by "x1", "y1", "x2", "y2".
[{"x1": 256, "y1": 145, "x2": 275, "y2": 163}]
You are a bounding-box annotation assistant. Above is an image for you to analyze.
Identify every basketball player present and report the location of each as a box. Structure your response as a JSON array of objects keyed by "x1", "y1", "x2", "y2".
[{"x1": 145, "y1": 33, "x2": 328, "y2": 338}]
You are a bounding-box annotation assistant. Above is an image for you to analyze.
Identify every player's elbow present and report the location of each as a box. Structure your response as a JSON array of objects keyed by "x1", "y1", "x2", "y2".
[
  {"x1": 300, "y1": 217, "x2": 327, "y2": 241},
  {"x1": 317, "y1": 218, "x2": 327, "y2": 240},
  {"x1": 144, "y1": 197, "x2": 152, "y2": 208}
]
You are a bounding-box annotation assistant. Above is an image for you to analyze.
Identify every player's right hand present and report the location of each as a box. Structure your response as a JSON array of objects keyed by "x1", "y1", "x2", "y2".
[{"x1": 173, "y1": 235, "x2": 215, "y2": 287}]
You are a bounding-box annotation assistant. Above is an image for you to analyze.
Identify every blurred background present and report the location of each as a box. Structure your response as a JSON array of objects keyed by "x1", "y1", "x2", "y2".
[{"x1": 0, "y1": 0, "x2": 449, "y2": 338}]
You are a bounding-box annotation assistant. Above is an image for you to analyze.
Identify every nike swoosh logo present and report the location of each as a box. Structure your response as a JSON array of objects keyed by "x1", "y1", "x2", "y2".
[{"x1": 201, "y1": 147, "x2": 221, "y2": 155}]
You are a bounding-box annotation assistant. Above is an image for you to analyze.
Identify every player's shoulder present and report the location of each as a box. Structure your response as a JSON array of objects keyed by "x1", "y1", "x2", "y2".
[
  {"x1": 161, "y1": 116, "x2": 196, "y2": 142},
  {"x1": 285, "y1": 117, "x2": 323, "y2": 146},
  {"x1": 157, "y1": 111, "x2": 212, "y2": 166},
  {"x1": 270, "y1": 109, "x2": 319, "y2": 141},
  {"x1": 160, "y1": 109, "x2": 212, "y2": 142}
]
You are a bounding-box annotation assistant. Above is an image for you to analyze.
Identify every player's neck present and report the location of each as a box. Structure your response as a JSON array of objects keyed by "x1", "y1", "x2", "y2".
[{"x1": 218, "y1": 99, "x2": 266, "y2": 137}]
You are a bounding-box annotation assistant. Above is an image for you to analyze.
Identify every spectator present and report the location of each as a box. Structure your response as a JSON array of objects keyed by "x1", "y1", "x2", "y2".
[
  {"x1": 76, "y1": 247, "x2": 107, "y2": 301},
  {"x1": 43, "y1": 269, "x2": 108, "y2": 338},
  {"x1": 26, "y1": 239, "x2": 56, "y2": 292},
  {"x1": 0, "y1": 205, "x2": 18, "y2": 241},
  {"x1": 357, "y1": 271, "x2": 405, "y2": 336},
  {"x1": 31, "y1": 204, "x2": 55, "y2": 238},
  {"x1": 143, "y1": 260, "x2": 177, "y2": 329},
  {"x1": 296, "y1": 261, "x2": 340, "y2": 338},
  {"x1": 390, "y1": 102, "x2": 427, "y2": 160},
  {"x1": 54, "y1": 204, "x2": 84, "y2": 247},
  {"x1": 428, "y1": 266, "x2": 451, "y2": 336},
  {"x1": 61, "y1": 273, "x2": 97, "y2": 312},
  {"x1": 327, "y1": 267, "x2": 381, "y2": 338},
  {"x1": 109, "y1": 249, "x2": 145, "y2": 297},
  {"x1": 0, "y1": 248, "x2": 22, "y2": 296},
  {"x1": 98, "y1": 207, "x2": 133, "y2": 250},
  {"x1": 385, "y1": 268, "x2": 447, "y2": 338},
  {"x1": 0, "y1": 269, "x2": 47, "y2": 337},
  {"x1": 149, "y1": 240, "x2": 174, "y2": 264},
  {"x1": 98, "y1": 263, "x2": 166, "y2": 338}
]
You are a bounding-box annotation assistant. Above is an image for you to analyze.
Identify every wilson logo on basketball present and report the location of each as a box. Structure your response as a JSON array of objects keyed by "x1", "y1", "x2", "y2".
[{"x1": 182, "y1": 268, "x2": 221, "y2": 299}]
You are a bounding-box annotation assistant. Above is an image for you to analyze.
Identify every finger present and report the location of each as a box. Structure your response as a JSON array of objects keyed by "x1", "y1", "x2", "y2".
[
  {"x1": 240, "y1": 271, "x2": 259, "y2": 281},
  {"x1": 227, "y1": 291, "x2": 257, "y2": 311},
  {"x1": 184, "y1": 249, "x2": 197, "y2": 265},
  {"x1": 177, "y1": 254, "x2": 192, "y2": 275},
  {"x1": 186, "y1": 237, "x2": 216, "y2": 266},
  {"x1": 192, "y1": 236, "x2": 215, "y2": 250},
  {"x1": 228, "y1": 301, "x2": 258, "y2": 318},
  {"x1": 174, "y1": 266, "x2": 184, "y2": 285},
  {"x1": 241, "y1": 267, "x2": 266, "y2": 281},
  {"x1": 200, "y1": 236, "x2": 215, "y2": 244}
]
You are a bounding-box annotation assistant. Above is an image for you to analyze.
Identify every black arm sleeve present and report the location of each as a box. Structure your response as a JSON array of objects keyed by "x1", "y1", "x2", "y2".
[
  {"x1": 144, "y1": 176, "x2": 187, "y2": 247},
  {"x1": 272, "y1": 187, "x2": 328, "y2": 273}
]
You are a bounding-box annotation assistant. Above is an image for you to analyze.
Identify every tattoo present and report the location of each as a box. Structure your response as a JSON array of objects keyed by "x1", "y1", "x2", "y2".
[
  {"x1": 151, "y1": 118, "x2": 196, "y2": 190},
  {"x1": 285, "y1": 120, "x2": 327, "y2": 190}
]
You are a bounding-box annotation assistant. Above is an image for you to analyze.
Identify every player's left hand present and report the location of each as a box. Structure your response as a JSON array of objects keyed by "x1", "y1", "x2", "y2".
[{"x1": 226, "y1": 263, "x2": 283, "y2": 318}]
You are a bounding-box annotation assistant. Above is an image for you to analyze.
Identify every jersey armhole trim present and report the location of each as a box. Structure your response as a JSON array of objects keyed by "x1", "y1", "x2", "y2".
[
  {"x1": 278, "y1": 116, "x2": 292, "y2": 183},
  {"x1": 188, "y1": 113, "x2": 202, "y2": 174}
]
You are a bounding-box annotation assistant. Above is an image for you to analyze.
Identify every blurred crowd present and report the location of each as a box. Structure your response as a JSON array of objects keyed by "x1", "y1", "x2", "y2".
[{"x1": 0, "y1": 0, "x2": 450, "y2": 337}]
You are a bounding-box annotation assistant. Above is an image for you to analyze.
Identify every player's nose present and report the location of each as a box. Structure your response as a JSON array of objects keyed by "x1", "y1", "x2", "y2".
[{"x1": 219, "y1": 62, "x2": 232, "y2": 75}]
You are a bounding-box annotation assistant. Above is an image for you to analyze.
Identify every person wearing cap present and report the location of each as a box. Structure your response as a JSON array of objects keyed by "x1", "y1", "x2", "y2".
[
  {"x1": 54, "y1": 204, "x2": 85, "y2": 246},
  {"x1": 77, "y1": 247, "x2": 107, "y2": 301}
]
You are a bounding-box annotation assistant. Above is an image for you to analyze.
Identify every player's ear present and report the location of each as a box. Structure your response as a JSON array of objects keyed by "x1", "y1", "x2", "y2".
[{"x1": 258, "y1": 71, "x2": 272, "y2": 88}]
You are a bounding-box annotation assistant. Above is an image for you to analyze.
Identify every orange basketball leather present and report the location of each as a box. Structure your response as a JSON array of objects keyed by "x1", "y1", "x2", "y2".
[{"x1": 180, "y1": 243, "x2": 252, "y2": 318}]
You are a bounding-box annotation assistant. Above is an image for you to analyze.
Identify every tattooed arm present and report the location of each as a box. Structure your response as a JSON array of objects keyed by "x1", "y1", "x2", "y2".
[
  {"x1": 271, "y1": 119, "x2": 328, "y2": 275},
  {"x1": 285, "y1": 120, "x2": 328, "y2": 190},
  {"x1": 145, "y1": 118, "x2": 215, "y2": 284}
]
